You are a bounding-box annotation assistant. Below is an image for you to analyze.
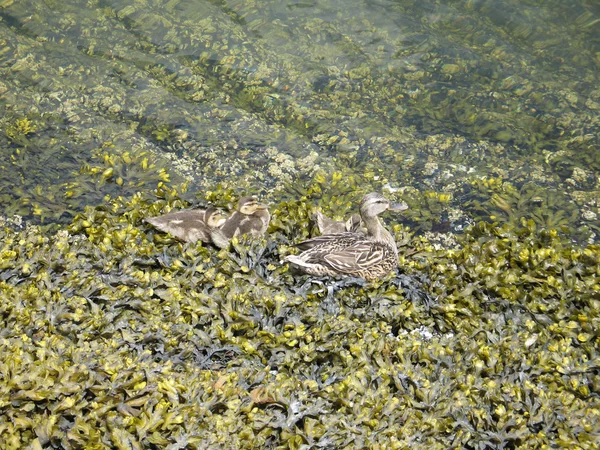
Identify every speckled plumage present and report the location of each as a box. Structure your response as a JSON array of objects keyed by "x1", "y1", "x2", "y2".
[
  {"x1": 285, "y1": 193, "x2": 407, "y2": 281},
  {"x1": 145, "y1": 207, "x2": 225, "y2": 243}
]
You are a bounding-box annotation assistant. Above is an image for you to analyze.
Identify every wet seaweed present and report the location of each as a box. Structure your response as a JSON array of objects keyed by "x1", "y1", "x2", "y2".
[{"x1": 1, "y1": 188, "x2": 599, "y2": 447}]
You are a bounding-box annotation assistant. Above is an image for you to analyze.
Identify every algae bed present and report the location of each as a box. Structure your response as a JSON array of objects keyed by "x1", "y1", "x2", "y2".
[{"x1": 1, "y1": 0, "x2": 599, "y2": 448}]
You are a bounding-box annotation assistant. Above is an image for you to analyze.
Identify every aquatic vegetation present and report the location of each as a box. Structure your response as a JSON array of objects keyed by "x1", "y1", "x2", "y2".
[
  {"x1": 0, "y1": 0, "x2": 599, "y2": 446},
  {"x1": 283, "y1": 170, "x2": 375, "y2": 214},
  {"x1": 0, "y1": 123, "x2": 179, "y2": 225},
  {"x1": 70, "y1": 149, "x2": 174, "y2": 204},
  {"x1": 463, "y1": 177, "x2": 586, "y2": 239},
  {"x1": 1, "y1": 0, "x2": 598, "y2": 239},
  {"x1": 3, "y1": 117, "x2": 38, "y2": 143},
  {"x1": 1, "y1": 190, "x2": 599, "y2": 448},
  {"x1": 397, "y1": 188, "x2": 455, "y2": 233}
]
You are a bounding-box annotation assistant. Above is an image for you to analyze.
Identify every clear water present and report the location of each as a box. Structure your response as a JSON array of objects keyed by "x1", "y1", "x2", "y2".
[{"x1": 0, "y1": 0, "x2": 599, "y2": 237}]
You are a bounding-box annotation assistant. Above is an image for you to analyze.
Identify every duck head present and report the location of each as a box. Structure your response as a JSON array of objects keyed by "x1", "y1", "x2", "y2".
[
  {"x1": 359, "y1": 192, "x2": 408, "y2": 218},
  {"x1": 205, "y1": 207, "x2": 227, "y2": 228}
]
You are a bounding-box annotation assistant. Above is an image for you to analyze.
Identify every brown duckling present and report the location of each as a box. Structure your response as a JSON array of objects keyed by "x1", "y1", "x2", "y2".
[
  {"x1": 315, "y1": 211, "x2": 362, "y2": 235},
  {"x1": 210, "y1": 196, "x2": 270, "y2": 248},
  {"x1": 145, "y1": 206, "x2": 226, "y2": 244}
]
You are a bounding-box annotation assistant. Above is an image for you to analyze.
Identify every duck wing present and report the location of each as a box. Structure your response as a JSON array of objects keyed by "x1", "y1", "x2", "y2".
[
  {"x1": 295, "y1": 232, "x2": 362, "y2": 251},
  {"x1": 322, "y1": 242, "x2": 389, "y2": 274}
]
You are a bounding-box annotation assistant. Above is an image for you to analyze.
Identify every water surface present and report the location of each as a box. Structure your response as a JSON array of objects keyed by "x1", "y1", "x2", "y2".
[{"x1": 1, "y1": 0, "x2": 599, "y2": 238}]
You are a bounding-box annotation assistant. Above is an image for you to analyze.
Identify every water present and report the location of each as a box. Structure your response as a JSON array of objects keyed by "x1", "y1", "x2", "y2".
[{"x1": 0, "y1": 0, "x2": 599, "y2": 238}]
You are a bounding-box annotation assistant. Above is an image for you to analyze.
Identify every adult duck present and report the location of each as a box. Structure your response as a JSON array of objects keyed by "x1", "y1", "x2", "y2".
[{"x1": 285, "y1": 193, "x2": 407, "y2": 280}]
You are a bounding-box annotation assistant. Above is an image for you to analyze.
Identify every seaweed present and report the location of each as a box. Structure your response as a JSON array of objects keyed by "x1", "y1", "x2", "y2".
[{"x1": 1, "y1": 190, "x2": 599, "y2": 447}]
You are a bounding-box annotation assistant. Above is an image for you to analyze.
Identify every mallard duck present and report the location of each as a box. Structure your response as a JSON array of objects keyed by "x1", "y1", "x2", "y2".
[
  {"x1": 315, "y1": 211, "x2": 362, "y2": 235},
  {"x1": 285, "y1": 193, "x2": 408, "y2": 281},
  {"x1": 210, "y1": 196, "x2": 271, "y2": 248},
  {"x1": 145, "y1": 206, "x2": 226, "y2": 243}
]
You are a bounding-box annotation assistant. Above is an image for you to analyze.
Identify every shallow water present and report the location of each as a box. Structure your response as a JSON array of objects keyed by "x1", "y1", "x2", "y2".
[{"x1": 0, "y1": 0, "x2": 599, "y2": 238}]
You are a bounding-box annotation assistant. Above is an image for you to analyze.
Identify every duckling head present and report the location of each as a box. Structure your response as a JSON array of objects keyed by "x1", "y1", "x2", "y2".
[
  {"x1": 238, "y1": 196, "x2": 269, "y2": 215},
  {"x1": 205, "y1": 207, "x2": 227, "y2": 228}
]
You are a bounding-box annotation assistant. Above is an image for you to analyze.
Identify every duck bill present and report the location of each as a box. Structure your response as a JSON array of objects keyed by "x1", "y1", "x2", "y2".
[
  {"x1": 388, "y1": 202, "x2": 409, "y2": 211},
  {"x1": 255, "y1": 203, "x2": 269, "y2": 210}
]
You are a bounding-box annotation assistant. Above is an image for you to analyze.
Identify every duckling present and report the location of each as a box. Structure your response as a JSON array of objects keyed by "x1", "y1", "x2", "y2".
[
  {"x1": 210, "y1": 196, "x2": 271, "y2": 248},
  {"x1": 285, "y1": 193, "x2": 407, "y2": 281},
  {"x1": 145, "y1": 207, "x2": 226, "y2": 244},
  {"x1": 315, "y1": 211, "x2": 362, "y2": 235}
]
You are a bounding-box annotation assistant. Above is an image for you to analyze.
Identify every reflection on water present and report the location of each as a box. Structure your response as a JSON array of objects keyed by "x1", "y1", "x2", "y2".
[{"x1": 0, "y1": 0, "x2": 598, "y2": 238}]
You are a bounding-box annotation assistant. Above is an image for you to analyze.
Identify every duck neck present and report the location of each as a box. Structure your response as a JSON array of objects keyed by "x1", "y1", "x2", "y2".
[
  {"x1": 364, "y1": 214, "x2": 398, "y2": 254},
  {"x1": 364, "y1": 215, "x2": 385, "y2": 241},
  {"x1": 256, "y1": 209, "x2": 270, "y2": 223},
  {"x1": 254, "y1": 209, "x2": 271, "y2": 232}
]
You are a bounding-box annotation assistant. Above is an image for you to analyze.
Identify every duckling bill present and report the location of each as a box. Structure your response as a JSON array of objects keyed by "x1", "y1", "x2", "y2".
[{"x1": 285, "y1": 193, "x2": 407, "y2": 281}]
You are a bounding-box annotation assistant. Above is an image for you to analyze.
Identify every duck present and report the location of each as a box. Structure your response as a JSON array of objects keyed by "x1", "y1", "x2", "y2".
[
  {"x1": 145, "y1": 206, "x2": 226, "y2": 244},
  {"x1": 315, "y1": 210, "x2": 362, "y2": 235},
  {"x1": 209, "y1": 196, "x2": 271, "y2": 248},
  {"x1": 285, "y1": 192, "x2": 408, "y2": 281}
]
